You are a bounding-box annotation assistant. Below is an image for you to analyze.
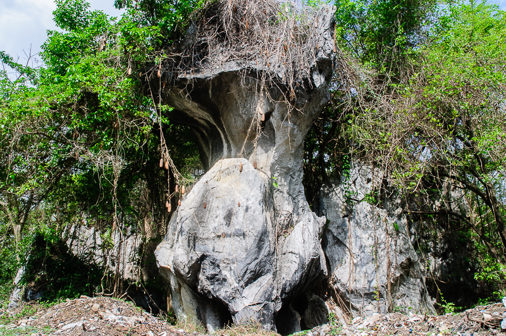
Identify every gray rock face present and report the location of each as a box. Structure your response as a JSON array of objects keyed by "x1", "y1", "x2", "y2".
[
  {"x1": 155, "y1": 2, "x2": 336, "y2": 331},
  {"x1": 63, "y1": 224, "x2": 143, "y2": 282},
  {"x1": 320, "y1": 165, "x2": 435, "y2": 316},
  {"x1": 8, "y1": 226, "x2": 145, "y2": 309},
  {"x1": 156, "y1": 158, "x2": 327, "y2": 330}
]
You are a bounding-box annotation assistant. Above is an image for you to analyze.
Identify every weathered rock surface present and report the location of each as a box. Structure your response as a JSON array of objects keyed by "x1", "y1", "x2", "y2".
[
  {"x1": 319, "y1": 165, "x2": 435, "y2": 317},
  {"x1": 155, "y1": 1, "x2": 336, "y2": 332},
  {"x1": 156, "y1": 158, "x2": 327, "y2": 331},
  {"x1": 7, "y1": 224, "x2": 164, "y2": 312},
  {"x1": 63, "y1": 224, "x2": 143, "y2": 282}
]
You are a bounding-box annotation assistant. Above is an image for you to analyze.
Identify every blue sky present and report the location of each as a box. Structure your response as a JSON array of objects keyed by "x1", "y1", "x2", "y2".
[{"x1": 1, "y1": 0, "x2": 505, "y2": 65}]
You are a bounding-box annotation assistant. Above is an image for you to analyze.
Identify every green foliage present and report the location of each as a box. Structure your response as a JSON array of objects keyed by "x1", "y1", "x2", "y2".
[
  {"x1": 410, "y1": 0, "x2": 503, "y2": 302},
  {"x1": 42, "y1": 1, "x2": 113, "y2": 75},
  {"x1": 474, "y1": 255, "x2": 506, "y2": 285},
  {"x1": 0, "y1": 51, "x2": 37, "y2": 84},
  {"x1": 363, "y1": 190, "x2": 378, "y2": 205},
  {"x1": 271, "y1": 176, "x2": 279, "y2": 189},
  {"x1": 0, "y1": 0, "x2": 203, "y2": 303},
  {"x1": 114, "y1": 0, "x2": 207, "y2": 47},
  {"x1": 305, "y1": 0, "x2": 332, "y2": 7},
  {"x1": 0, "y1": 326, "x2": 53, "y2": 336},
  {"x1": 53, "y1": 0, "x2": 92, "y2": 30},
  {"x1": 100, "y1": 228, "x2": 114, "y2": 249},
  {"x1": 437, "y1": 292, "x2": 462, "y2": 314},
  {"x1": 327, "y1": 311, "x2": 342, "y2": 335},
  {"x1": 473, "y1": 242, "x2": 506, "y2": 297},
  {"x1": 334, "y1": 0, "x2": 437, "y2": 75}
]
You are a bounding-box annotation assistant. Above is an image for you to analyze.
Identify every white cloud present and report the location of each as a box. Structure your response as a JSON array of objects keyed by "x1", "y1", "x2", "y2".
[
  {"x1": 0, "y1": 0, "x2": 121, "y2": 63},
  {"x1": 0, "y1": 0, "x2": 56, "y2": 62}
]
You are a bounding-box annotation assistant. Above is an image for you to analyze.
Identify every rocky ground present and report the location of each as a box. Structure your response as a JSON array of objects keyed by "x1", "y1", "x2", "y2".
[
  {"x1": 0, "y1": 296, "x2": 201, "y2": 336},
  {"x1": 307, "y1": 301, "x2": 506, "y2": 336},
  {"x1": 0, "y1": 296, "x2": 505, "y2": 336},
  {"x1": 0, "y1": 296, "x2": 275, "y2": 336}
]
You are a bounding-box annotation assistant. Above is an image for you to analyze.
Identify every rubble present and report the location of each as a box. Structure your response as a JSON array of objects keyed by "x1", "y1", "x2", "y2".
[
  {"x1": 1, "y1": 296, "x2": 504, "y2": 335},
  {"x1": 2, "y1": 296, "x2": 203, "y2": 336},
  {"x1": 306, "y1": 302, "x2": 506, "y2": 336}
]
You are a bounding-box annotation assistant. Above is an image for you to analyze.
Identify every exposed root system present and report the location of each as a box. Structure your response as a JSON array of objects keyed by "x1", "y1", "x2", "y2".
[{"x1": 154, "y1": 0, "x2": 340, "y2": 96}]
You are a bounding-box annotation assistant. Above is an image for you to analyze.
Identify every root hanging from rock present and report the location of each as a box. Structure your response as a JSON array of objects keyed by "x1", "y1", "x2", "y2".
[{"x1": 152, "y1": 0, "x2": 345, "y2": 102}]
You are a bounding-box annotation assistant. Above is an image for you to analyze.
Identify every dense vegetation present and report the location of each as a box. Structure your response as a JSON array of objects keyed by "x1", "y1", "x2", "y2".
[
  {"x1": 1, "y1": 0, "x2": 504, "y2": 313},
  {"x1": 306, "y1": 0, "x2": 505, "y2": 307}
]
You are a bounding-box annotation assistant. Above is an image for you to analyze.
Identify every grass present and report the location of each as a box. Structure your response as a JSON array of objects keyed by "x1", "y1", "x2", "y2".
[
  {"x1": 174, "y1": 317, "x2": 207, "y2": 334},
  {"x1": 0, "y1": 325, "x2": 53, "y2": 336},
  {"x1": 0, "y1": 298, "x2": 63, "y2": 326},
  {"x1": 216, "y1": 322, "x2": 279, "y2": 336},
  {"x1": 0, "y1": 303, "x2": 40, "y2": 325},
  {"x1": 0, "y1": 295, "x2": 52, "y2": 333}
]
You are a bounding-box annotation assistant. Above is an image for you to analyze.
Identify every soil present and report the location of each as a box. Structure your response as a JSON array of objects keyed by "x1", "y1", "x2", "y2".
[{"x1": 1, "y1": 296, "x2": 505, "y2": 335}]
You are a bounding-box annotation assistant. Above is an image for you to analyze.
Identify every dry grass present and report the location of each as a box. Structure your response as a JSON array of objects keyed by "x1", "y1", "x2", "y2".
[
  {"x1": 156, "y1": 0, "x2": 343, "y2": 100},
  {"x1": 174, "y1": 316, "x2": 207, "y2": 334},
  {"x1": 216, "y1": 322, "x2": 280, "y2": 336}
]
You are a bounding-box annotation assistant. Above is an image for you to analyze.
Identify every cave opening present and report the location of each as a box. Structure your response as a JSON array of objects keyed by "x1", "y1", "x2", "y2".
[{"x1": 275, "y1": 278, "x2": 331, "y2": 335}]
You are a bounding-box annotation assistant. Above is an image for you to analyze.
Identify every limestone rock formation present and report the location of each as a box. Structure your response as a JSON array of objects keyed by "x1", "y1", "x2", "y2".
[
  {"x1": 155, "y1": 0, "x2": 336, "y2": 331},
  {"x1": 8, "y1": 224, "x2": 152, "y2": 310},
  {"x1": 319, "y1": 165, "x2": 435, "y2": 317},
  {"x1": 63, "y1": 224, "x2": 143, "y2": 282},
  {"x1": 5, "y1": 2, "x2": 439, "y2": 330}
]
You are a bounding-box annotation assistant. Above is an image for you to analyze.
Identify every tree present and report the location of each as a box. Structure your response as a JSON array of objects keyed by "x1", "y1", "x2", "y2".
[
  {"x1": 405, "y1": 1, "x2": 506, "y2": 295},
  {"x1": 0, "y1": 0, "x2": 204, "y2": 295},
  {"x1": 334, "y1": 0, "x2": 437, "y2": 79}
]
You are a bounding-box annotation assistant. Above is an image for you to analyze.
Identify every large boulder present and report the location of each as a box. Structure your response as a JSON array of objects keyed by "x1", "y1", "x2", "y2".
[{"x1": 155, "y1": 158, "x2": 327, "y2": 331}]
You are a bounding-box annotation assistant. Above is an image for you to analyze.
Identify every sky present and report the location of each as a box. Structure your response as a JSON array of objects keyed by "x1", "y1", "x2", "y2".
[
  {"x1": 1, "y1": 0, "x2": 506, "y2": 65},
  {"x1": 0, "y1": 0, "x2": 121, "y2": 66}
]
